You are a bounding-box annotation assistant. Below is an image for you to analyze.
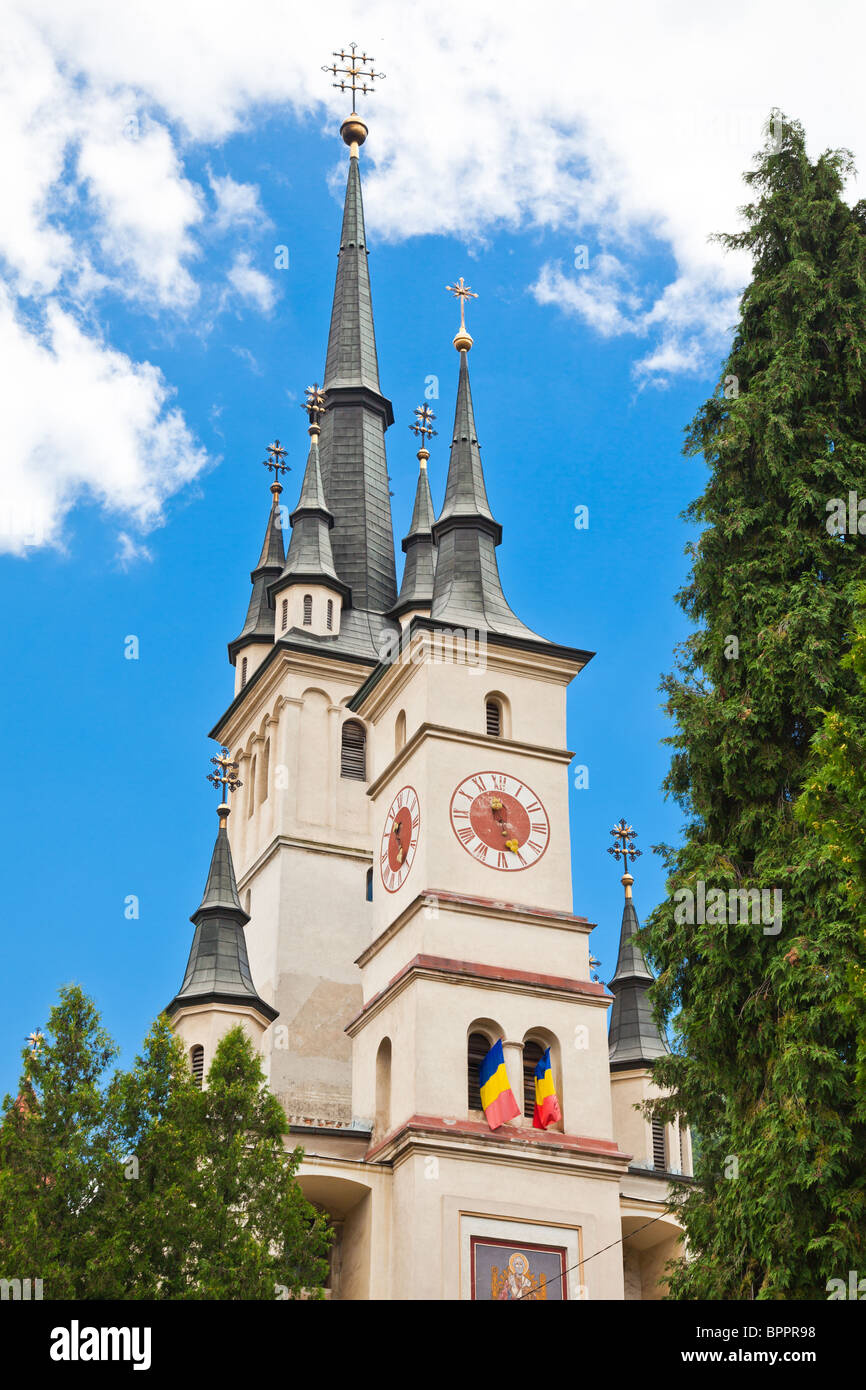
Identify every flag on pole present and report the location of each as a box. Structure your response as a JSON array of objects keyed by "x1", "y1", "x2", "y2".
[
  {"x1": 479, "y1": 1039, "x2": 521, "y2": 1130},
  {"x1": 533, "y1": 1047, "x2": 562, "y2": 1129}
]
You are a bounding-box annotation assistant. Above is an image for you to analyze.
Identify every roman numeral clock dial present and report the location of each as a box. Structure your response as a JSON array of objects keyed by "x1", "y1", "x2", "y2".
[
  {"x1": 449, "y1": 772, "x2": 550, "y2": 871},
  {"x1": 379, "y1": 786, "x2": 421, "y2": 893}
]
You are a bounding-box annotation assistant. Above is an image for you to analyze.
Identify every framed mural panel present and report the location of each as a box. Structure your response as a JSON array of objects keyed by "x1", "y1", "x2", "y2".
[{"x1": 470, "y1": 1234, "x2": 568, "y2": 1300}]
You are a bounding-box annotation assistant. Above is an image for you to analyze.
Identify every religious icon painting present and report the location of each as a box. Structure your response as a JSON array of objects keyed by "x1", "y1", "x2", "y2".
[{"x1": 469, "y1": 1235, "x2": 568, "y2": 1301}]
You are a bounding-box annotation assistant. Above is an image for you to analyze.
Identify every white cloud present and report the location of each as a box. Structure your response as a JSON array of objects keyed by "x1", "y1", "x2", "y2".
[
  {"x1": 115, "y1": 531, "x2": 153, "y2": 568},
  {"x1": 3, "y1": 0, "x2": 866, "y2": 550},
  {"x1": 0, "y1": 286, "x2": 208, "y2": 555},
  {"x1": 226, "y1": 252, "x2": 276, "y2": 312},
  {"x1": 76, "y1": 107, "x2": 203, "y2": 309},
  {"x1": 209, "y1": 171, "x2": 269, "y2": 232}
]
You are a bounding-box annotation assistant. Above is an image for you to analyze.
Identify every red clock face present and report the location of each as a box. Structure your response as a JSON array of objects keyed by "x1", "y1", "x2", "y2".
[
  {"x1": 380, "y1": 785, "x2": 420, "y2": 893},
  {"x1": 449, "y1": 771, "x2": 550, "y2": 871}
]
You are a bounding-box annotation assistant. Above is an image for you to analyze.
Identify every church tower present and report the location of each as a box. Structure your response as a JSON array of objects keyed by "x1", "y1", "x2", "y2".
[{"x1": 168, "y1": 47, "x2": 688, "y2": 1299}]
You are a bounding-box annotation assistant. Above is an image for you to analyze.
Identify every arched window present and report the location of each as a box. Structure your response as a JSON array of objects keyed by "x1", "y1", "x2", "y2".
[
  {"x1": 190, "y1": 1045, "x2": 204, "y2": 1089},
  {"x1": 241, "y1": 656, "x2": 248, "y2": 687},
  {"x1": 522, "y1": 1040, "x2": 545, "y2": 1119},
  {"x1": 247, "y1": 754, "x2": 256, "y2": 816},
  {"x1": 467, "y1": 1032, "x2": 491, "y2": 1110},
  {"x1": 375, "y1": 1037, "x2": 392, "y2": 1137},
  {"x1": 651, "y1": 1116, "x2": 666, "y2": 1171},
  {"x1": 395, "y1": 709, "x2": 406, "y2": 753},
  {"x1": 486, "y1": 698, "x2": 502, "y2": 737},
  {"x1": 326, "y1": 599, "x2": 334, "y2": 631},
  {"x1": 340, "y1": 720, "x2": 366, "y2": 780},
  {"x1": 303, "y1": 594, "x2": 313, "y2": 626},
  {"x1": 365, "y1": 867, "x2": 373, "y2": 902},
  {"x1": 281, "y1": 599, "x2": 288, "y2": 632}
]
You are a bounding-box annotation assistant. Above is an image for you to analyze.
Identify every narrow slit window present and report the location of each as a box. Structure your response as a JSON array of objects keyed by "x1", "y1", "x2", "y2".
[
  {"x1": 303, "y1": 594, "x2": 313, "y2": 626},
  {"x1": 281, "y1": 599, "x2": 288, "y2": 632},
  {"x1": 241, "y1": 657, "x2": 248, "y2": 687},
  {"x1": 326, "y1": 599, "x2": 334, "y2": 631},
  {"x1": 190, "y1": 1045, "x2": 204, "y2": 1089}
]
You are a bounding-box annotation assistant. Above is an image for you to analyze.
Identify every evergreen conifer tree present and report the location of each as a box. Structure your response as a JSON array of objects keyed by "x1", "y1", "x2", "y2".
[{"x1": 643, "y1": 114, "x2": 866, "y2": 1299}]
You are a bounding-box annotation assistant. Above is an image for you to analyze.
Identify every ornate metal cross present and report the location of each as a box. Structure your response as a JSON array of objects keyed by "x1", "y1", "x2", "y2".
[
  {"x1": 409, "y1": 403, "x2": 437, "y2": 447},
  {"x1": 607, "y1": 818, "x2": 642, "y2": 876},
  {"x1": 303, "y1": 383, "x2": 326, "y2": 428},
  {"x1": 446, "y1": 277, "x2": 478, "y2": 335},
  {"x1": 322, "y1": 43, "x2": 385, "y2": 105},
  {"x1": 263, "y1": 439, "x2": 289, "y2": 486},
  {"x1": 207, "y1": 747, "x2": 242, "y2": 801}
]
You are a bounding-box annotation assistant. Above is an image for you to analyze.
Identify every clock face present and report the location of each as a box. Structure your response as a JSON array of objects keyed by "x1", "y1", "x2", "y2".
[
  {"x1": 380, "y1": 785, "x2": 420, "y2": 893},
  {"x1": 449, "y1": 771, "x2": 550, "y2": 871}
]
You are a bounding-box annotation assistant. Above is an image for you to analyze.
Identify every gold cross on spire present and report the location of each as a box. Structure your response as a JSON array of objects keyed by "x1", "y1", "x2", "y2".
[
  {"x1": 607, "y1": 818, "x2": 642, "y2": 896},
  {"x1": 207, "y1": 747, "x2": 242, "y2": 820},
  {"x1": 263, "y1": 439, "x2": 289, "y2": 492},
  {"x1": 446, "y1": 277, "x2": 478, "y2": 352},
  {"x1": 323, "y1": 43, "x2": 384, "y2": 153},
  {"x1": 323, "y1": 42, "x2": 385, "y2": 105},
  {"x1": 302, "y1": 383, "x2": 326, "y2": 435},
  {"x1": 409, "y1": 403, "x2": 437, "y2": 469}
]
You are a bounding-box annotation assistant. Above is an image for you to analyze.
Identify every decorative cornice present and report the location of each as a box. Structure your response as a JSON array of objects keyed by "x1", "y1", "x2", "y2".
[
  {"x1": 349, "y1": 617, "x2": 592, "y2": 716},
  {"x1": 210, "y1": 644, "x2": 373, "y2": 745},
  {"x1": 365, "y1": 1113, "x2": 631, "y2": 1175},
  {"x1": 236, "y1": 832, "x2": 372, "y2": 892},
  {"x1": 356, "y1": 888, "x2": 595, "y2": 969},
  {"x1": 346, "y1": 954, "x2": 612, "y2": 1035},
  {"x1": 365, "y1": 722, "x2": 574, "y2": 801}
]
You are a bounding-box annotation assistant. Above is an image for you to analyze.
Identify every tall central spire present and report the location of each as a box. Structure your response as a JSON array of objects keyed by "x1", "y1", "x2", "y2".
[
  {"x1": 317, "y1": 48, "x2": 397, "y2": 615},
  {"x1": 430, "y1": 282, "x2": 543, "y2": 641}
]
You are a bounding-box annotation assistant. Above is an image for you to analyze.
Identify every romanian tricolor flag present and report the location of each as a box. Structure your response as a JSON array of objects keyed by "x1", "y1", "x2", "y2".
[
  {"x1": 479, "y1": 1039, "x2": 520, "y2": 1130},
  {"x1": 533, "y1": 1048, "x2": 562, "y2": 1130}
]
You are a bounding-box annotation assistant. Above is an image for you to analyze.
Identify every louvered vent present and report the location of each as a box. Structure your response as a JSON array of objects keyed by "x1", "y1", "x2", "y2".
[
  {"x1": 467, "y1": 1032, "x2": 490, "y2": 1110},
  {"x1": 340, "y1": 721, "x2": 366, "y2": 780},
  {"x1": 190, "y1": 1045, "x2": 205, "y2": 1089},
  {"x1": 281, "y1": 599, "x2": 288, "y2": 632},
  {"x1": 486, "y1": 700, "x2": 501, "y2": 737},
  {"x1": 652, "y1": 1117, "x2": 666, "y2": 1171},
  {"x1": 303, "y1": 594, "x2": 313, "y2": 625},
  {"x1": 522, "y1": 1041, "x2": 545, "y2": 1118}
]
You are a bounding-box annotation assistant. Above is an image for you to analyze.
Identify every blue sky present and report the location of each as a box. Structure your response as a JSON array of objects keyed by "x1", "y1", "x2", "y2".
[{"x1": 3, "y1": 1, "x2": 863, "y2": 1097}]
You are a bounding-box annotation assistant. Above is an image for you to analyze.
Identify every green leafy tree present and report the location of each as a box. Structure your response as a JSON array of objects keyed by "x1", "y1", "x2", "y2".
[
  {"x1": 0, "y1": 985, "x2": 122, "y2": 1298},
  {"x1": 174, "y1": 1026, "x2": 331, "y2": 1300},
  {"x1": 100, "y1": 1016, "x2": 202, "y2": 1298},
  {"x1": 1, "y1": 995, "x2": 331, "y2": 1299},
  {"x1": 642, "y1": 114, "x2": 866, "y2": 1299},
  {"x1": 797, "y1": 584, "x2": 866, "y2": 1086}
]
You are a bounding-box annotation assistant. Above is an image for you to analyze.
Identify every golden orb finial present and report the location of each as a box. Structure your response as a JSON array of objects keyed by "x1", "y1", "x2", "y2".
[
  {"x1": 323, "y1": 43, "x2": 384, "y2": 156},
  {"x1": 446, "y1": 278, "x2": 478, "y2": 351}
]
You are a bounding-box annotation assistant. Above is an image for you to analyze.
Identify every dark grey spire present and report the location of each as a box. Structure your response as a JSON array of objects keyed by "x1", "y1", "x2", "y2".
[
  {"x1": 392, "y1": 463, "x2": 436, "y2": 619},
  {"x1": 228, "y1": 484, "x2": 286, "y2": 665},
  {"x1": 269, "y1": 433, "x2": 348, "y2": 602},
  {"x1": 166, "y1": 806, "x2": 277, "y2": 1023},
  {"x1": 430, "y1": 348, "x2": 543, "y2": 641},
  {"x1": 608, "y1": 876, "x2": 668, "y2": 1071},
  {"x1": 318, "y1": 152, "x2": 398, "y2": 614}
]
